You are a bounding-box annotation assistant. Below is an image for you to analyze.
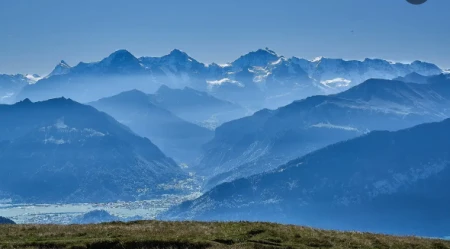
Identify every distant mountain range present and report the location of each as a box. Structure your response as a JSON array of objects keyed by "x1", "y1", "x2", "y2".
[
  {"x1": 163, "y1": 117, "x2": 450, "y2": 237},
  {"x1": 89, "y1": 89, "x2": 214, "y2": 164},
  {"x1": 197, "y1": 74, "x2": 450, "y2": 188},
  {"x1": 0, "y1": 48, "x2": 448, "y2": 235},
  {"x1": 148, "y1": 85, "x2": 249, "y2": 129},
  {"x1": 0, "y1": 74, "x2": 40, "y2": 104},
  {"x1": 1, "y1": 48, "x2": 441, "y2": 111},
  {"x1": 0, "y1": 98, "x2": 187, "y2": 203}
]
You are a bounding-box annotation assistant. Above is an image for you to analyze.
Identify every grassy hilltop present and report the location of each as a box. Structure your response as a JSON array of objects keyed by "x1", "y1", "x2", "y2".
[{"x1": 0, "y1": 220, "x2": 449, "y2": 249}]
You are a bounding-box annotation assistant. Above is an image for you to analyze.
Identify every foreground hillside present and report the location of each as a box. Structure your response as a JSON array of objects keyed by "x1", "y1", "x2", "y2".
[{"x1": 1, "y1": 221, "x2": 449, "y2": 249}]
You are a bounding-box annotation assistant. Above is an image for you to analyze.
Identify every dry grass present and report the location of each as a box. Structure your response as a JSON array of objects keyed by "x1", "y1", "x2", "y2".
[{"x1": 0, "y1": 220, "x2": 449, "y2": 249}]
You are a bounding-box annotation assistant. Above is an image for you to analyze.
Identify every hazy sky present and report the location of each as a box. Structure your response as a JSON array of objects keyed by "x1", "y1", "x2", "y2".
[{"x1": 0, "y1": 0, "x2": 449, "y2": 75}]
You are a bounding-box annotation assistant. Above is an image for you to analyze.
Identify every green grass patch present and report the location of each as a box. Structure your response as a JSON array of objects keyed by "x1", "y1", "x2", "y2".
[{"x1": 0, "y1": 220, "x2": 448, "y2": 249}]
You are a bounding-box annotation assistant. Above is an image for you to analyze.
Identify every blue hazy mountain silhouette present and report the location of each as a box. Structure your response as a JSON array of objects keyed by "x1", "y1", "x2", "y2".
[
  {"x1": 197, "y1": 76, "x2": 450, "y2": 188},
  {"x1": 89, "y1": 89, "x2": 214, "y2": 163},
  {"x1": 48, "y1": 60, "x2": 71, "y2": 77},
  {"x1": 394, "y1": 72, "x2": 430, "y2": 84},
  {"x1": 231, "y1": 48, "x2": 279, "y2": 69},
  {"x1": 0, "y1": 98, "x2": 186, "y2": 203},
  {"x1": 148, "y1": 85, "x2": 248, "y2": 129},
  {"x1": 163, "y1": 117, "x2": 450, "y2": 237},
  {"x1": 68, "y1": 49, "x2": 145, "y2": 75}
]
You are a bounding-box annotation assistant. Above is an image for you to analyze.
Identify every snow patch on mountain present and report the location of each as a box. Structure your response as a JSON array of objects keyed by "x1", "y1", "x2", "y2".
[
  {"x1": 271, "y1": 58, "x2": 284, "y2": 66},
  {"x1": 249, "y1": 67, "x2": 271, "y2": 83},
  {"x1": 207, "y1": 78, "x2": 243, "y2": 86},
  {"x1": 320, "y1": 78, "x2": 352, "y2": 87},
  {"x1": 39, "y1": 119, "x2": 106, "y2": 140},
  {"x1": 1, "y1": 92, "x2": 14, "y2": 101},
  {"x1": 310, "y1": 123, "x2": 359, "y2": 132},
  {"x1": 83, "y1": 128, "x2": 106, "y2": 137},
  {"x1": 25, "y1": 74, "x2": 42, "y2": 83},
  {"x1": 369, "y1": 161, "x2": 448, "y2": 199},
  {"x1": 312, "y1": 56, "x2": 324, "y2": 62},
  {"x1": 55, "y1": 118, "x2": 68, "y2": 129},
  {"x1": 44, "y1": 136, "x2": 68, "y2": 145},
  {"x1": 217, "y1": 63, "x2": 232, "y2": 68}
]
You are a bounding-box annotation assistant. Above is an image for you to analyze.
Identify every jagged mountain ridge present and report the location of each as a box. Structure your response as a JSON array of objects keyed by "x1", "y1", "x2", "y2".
[
  {"x1": 47, "y1": 60, "x2": 71, "y2": 77},
  {"x1": 13, "y1": 48, "x2": 443, "y2": 109}
]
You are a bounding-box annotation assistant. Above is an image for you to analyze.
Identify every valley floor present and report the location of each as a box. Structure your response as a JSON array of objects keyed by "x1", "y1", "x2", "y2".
[
  {"x1": 1, "y1": 221, "x2": 449, "y2": 249},
  {"x1": 0, "y1": 192, "x2": 201, "y2": 224}
]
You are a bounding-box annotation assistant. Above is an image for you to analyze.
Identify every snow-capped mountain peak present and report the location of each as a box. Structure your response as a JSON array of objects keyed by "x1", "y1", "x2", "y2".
[
  {"x1": 232, "y1": 48, "x2": 281, "y2": 69},
  {"x1": 11, "y1": 48, "x2": 444, "y2": 109},
  {"x1": 84, "y1": 49, "x2": 145, "y2": 74},
  {"x1": 168, "y1": 49, "x2": 189, "y2": 58},
  {"x1": 47, "y1": 60, "x2": 72, "y2": 77},
  {"x1": 258, "y1": 47, "x2": 278, "y2": 56},
  {"x1": 59, "y1": 60, "x2": 70, "y2": 67},
  {"x1": 138, "y1": 49, "x2": 204, "y2": 74},
  {"x1": 101, "y1": 49, "x2": 139, "y2": 65},
  {"x1": 312, "y1": 56, "x2": 324, "y2": 62},
  {"x1": 163, "y1": 49, "x2": 203, "y2": 66}
]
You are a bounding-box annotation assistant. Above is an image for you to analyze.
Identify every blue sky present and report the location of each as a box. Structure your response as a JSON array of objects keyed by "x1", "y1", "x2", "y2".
[{"x1": 0, "y1": 0, "x2": 449, "y2": 75}]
